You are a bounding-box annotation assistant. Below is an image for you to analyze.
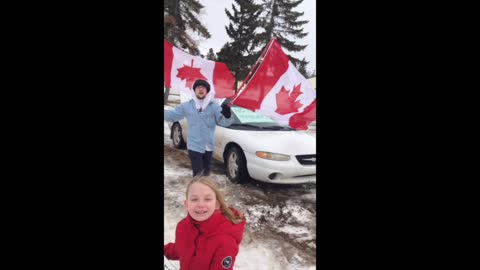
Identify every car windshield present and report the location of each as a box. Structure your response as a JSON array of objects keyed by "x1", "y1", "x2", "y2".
[{"x1": 227, "y1": 106, "x2": 295, "y2": 131}]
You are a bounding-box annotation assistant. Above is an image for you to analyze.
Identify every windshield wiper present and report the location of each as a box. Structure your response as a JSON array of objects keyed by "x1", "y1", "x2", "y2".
[
  {"x1": 262, "y1": 126, "x2": 294, "y2": 130},
  {"x1": 262, "y1": 126, "x2": 284, "y2": 130},
  {"x1": 229, "y1": 123, "x2": 263, "y2": 129}
]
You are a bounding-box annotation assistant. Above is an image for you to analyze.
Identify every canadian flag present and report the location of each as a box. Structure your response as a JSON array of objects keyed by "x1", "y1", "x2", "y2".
[
  {"x1": 164, "y1": 40, "x2": 235, "y2": 98},
  {"x1": 232, "y1": 38, "x2": 316, "y2": 130}
]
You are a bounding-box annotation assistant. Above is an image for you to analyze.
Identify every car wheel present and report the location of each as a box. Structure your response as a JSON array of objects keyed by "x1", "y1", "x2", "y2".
[
  {"x1": 171, "y1": 123, "x2": 186, "y2": 149},
  {"x1": 226, "y1": 146, "x2": 248, "y2": 184}
]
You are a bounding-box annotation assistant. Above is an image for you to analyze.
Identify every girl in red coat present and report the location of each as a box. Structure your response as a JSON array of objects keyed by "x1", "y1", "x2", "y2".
[{"x1": 164, "y1": 176, "x2": 246, "y2": 270}]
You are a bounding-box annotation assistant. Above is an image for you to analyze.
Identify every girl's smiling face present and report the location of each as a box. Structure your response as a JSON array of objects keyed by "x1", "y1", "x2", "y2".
[{"x1": 184, "y1": 182, "x2": 219, "y2": 221}]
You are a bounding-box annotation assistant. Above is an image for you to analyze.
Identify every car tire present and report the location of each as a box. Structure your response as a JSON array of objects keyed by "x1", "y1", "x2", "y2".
[
  {"x1": 225, "y1": 146, "x2": 248, "y2": 184},
  {"x1": 171, "y1": 123, "x2": 186, "y2": 149}
]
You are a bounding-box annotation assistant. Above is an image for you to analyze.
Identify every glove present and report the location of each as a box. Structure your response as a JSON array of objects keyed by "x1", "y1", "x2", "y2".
[{"x1": 221, "y1": 104, "x2": 231, "y2": 118}]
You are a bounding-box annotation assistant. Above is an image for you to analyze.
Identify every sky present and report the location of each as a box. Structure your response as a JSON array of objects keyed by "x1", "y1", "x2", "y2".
[{"x1": 193, "y1": 0, "x2": 316, "y2": 74}]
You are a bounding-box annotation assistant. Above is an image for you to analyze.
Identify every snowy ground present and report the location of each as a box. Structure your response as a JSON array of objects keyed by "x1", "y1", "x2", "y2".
[{"x1": 164, "y1": 95, "x2": 317, "y2": 269}]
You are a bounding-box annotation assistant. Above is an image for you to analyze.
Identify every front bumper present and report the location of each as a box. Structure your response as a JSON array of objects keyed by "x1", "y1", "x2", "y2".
[{"x1": 244, "y1": 151, "x2": 316, "y2": 184}]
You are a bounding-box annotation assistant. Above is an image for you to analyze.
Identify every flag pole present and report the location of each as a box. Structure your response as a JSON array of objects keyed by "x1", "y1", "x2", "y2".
[{"x1": 231, "y1": 37, "x2": 277, "y2": 103}]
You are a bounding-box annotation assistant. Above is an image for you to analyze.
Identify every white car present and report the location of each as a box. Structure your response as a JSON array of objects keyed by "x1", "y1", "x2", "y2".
[{"x1": 168, "y1": 104, "x2": 316, "y2": 184}]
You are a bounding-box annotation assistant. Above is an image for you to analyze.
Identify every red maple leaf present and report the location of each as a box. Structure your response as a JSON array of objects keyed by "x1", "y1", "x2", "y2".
[
  {"x1": 176, "y1": 59, "x2": 208, "y2": 89},
  {"x1": 275, "y1": 83, "x2": 303, "y2": 115}
]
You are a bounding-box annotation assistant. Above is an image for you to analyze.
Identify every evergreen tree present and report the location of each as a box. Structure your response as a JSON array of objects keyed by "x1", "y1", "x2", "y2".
[
  {"x1": 296, "y1": 57, "x2": 309, "y2": 78},
  {"x1": 206, "y1": 48, "x2": 216, "y2": 61},
  {"x1": 217, "y1": 42, "x2": 235, "y2": 69},
  {"x1": 217, "y1": 0, "x2": 262, "y2": 91},
  {"x1": 257, "y1": 0, "x2": 309, "y2": 68},
  {"x1": 164, "y1": 0, "x2": 211, "y2": 54}
]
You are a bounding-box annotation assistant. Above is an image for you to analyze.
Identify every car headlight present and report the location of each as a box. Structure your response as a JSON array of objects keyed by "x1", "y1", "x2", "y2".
[{"x1": 255, "y1": 151, "x2": 290, "y2": 161}]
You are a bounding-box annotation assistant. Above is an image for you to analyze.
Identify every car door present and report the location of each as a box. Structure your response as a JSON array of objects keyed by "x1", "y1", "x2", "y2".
[
  {"x1": 213, "y1": 125, "x2": 227, "y2": 161},
  {"x1": 180, "y1": 119, "x2": 188, "y2": 143}
]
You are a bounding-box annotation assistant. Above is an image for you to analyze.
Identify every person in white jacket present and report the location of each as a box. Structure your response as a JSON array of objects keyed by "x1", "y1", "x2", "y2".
[{"x1": 164, "y1": 79, "x2": 233, "y2": 176}]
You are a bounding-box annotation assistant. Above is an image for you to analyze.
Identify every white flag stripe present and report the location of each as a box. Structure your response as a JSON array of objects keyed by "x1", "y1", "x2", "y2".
[
  {"x1": 169, "y1": 47, "x2": 217, "y2": 97},
  {"x1": 257, "y1": 61, "x2": 316, "y2": 126}
]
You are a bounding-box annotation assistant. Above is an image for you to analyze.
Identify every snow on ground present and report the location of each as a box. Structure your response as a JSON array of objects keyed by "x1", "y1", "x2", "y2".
[
  {"x1": 164, "y1": 97, "x2": 317, "y2": 269},
  {"x1": 164, "y1": 163, "x2": 316, "y2": 270}
]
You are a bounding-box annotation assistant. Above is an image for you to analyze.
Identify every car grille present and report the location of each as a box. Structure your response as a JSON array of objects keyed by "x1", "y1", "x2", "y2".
[{"x1": 296, "y1": 155, "x2": 316, "y2": 165}]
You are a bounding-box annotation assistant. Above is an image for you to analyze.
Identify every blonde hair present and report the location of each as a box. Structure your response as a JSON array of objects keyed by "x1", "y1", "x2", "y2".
[{"x1": 186, "y1": 176, "x2": 244, "y2": 224}]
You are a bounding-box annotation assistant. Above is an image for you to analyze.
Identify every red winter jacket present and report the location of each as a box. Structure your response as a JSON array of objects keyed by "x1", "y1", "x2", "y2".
[{"x1": 164, "y1": 208, "x2": 246, "y2": 270}]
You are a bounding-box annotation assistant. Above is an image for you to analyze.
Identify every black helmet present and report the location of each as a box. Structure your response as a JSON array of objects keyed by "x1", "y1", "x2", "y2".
[{"x1": 192, "y1": 79, "x2": 210, "y2": 93}]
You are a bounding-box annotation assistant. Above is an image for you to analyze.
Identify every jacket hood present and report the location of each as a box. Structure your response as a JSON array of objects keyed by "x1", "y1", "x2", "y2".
[{"x1": 191, "y1": 88, "x2": 214, "y2": 111}]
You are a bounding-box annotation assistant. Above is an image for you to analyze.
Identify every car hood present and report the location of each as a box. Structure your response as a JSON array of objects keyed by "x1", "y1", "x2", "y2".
[{"x1": 222, "y1": 129, "x2": 316, "y2": 156}]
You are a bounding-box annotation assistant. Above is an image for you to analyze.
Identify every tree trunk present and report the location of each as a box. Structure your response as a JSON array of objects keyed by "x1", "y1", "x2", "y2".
[{"x1": 164, "y1": 87, "x2": 170, "y2": 105}]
